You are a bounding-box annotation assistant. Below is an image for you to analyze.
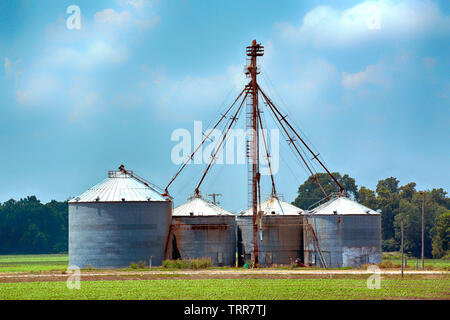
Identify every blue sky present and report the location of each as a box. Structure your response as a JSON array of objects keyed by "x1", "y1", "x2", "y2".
[{"x1": 0, "y1": 0, "x2": 449, "y2": 212}]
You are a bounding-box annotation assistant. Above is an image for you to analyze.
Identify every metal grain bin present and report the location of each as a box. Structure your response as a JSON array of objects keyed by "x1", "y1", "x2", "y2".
[
  {"x1": 303, "y1": 196, "x2": 382, "y2": 268},
  {"x1": 237, "y1": 197, "x2": 304, "y2": 266},
  {"x1": 169, "y1": 195, "x2": 236, "y2": 266},
  {"x1": 68, "y1": 166, "x2": 172, "y2": 269}
]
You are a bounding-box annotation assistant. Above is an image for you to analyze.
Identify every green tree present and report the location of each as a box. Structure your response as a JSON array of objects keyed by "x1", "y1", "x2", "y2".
[
  {"x1": 0, "y1": 196, "x2": 68, "y2": 254},
  {"x1": 430, "y1": 188, "x2": 450, "y2": 209},
  {"x1": 376, "y1": 177, "x2": 401, "y2": 241},
  {"x1": 394, "y1": 199, "x2": 422, "y2": 256},
  {"x1": 356, "y1": 186, "x2": 378, "y2": 209},
  {"x1": 400, "y1": 182, "x2": 416, "y2": 201},
  {"x1": 377, "y1": 177, "x2": 400, "y2": 195},
  {"x1": 292, "y1": 172, "x2": 357, "y2": 210}
]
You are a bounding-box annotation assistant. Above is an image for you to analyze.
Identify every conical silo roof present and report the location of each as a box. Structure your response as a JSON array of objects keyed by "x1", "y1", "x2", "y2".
[
  {"x1": 173, "y1": 196, "x2": 234, "y2": 216},
  {"x1": 308, "y1": 196, "x2": 379, "y2": 215},
  {"x1": 240, "y1": 197, "x2": 304, "y2": 216},
  {"x1": 69, "y1": 167, "x2": 168, "y2": 203}
]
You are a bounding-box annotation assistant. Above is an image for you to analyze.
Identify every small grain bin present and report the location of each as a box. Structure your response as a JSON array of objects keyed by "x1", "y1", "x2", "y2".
[
  {"x1": 237, "y1": 197, "x2": 304, "y2": 266},
  {"x1": 169, "y1": 195, "x2": 236, "y2": 266},
  {"x1": 68, "y1": 166, "x2": 172, "y2": 269},
  {"x1": 303, "y1": 196, "x2": 382, "y2": 268}
]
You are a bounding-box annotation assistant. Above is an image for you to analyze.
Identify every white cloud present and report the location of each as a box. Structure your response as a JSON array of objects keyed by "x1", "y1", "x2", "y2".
[
  {"x1": 278, "y1": 0, "x2": 450, "y2": 47},
  {"x1": 94, "y1": 9, "x2": 132, "y2": 26},
  {"x1": 126, "y1": 0, "x2": 151, "y2": 11},
  {"x1": 4, "y1": 57, "x2": 23, "y2": 88},
  {"x1": 151, "y1": 66, "x2": 244, "y2": 120},
  {"x1": 94, "y1": 2, "x2": 159, "y2": 31},
  {"x1": 16, "y1": 74, "x2": 61, "y2": 107},
  {"x1": 45, "y1": 41, "x2": 127, "y2": 70},
  {"x1": 4, "y1": 57, "x2": 22, "y2": 77},
  {"x1": 342, "y1": 64, "x2": 386, "y2": 89}
]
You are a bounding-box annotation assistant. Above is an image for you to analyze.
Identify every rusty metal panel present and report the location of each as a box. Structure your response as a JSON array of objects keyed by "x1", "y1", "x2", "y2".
[
  {"x1": 303, "y1": 214, "x2": 381, "y2": 268},
  {"x1": 170, "y1": 216, "x2": 236, "y2": 266},
  {"x1": 237, "y1": 215, "x2": 303, "y2": 266},
  {"x1": 69, "y1": 201, "x2": 172, "y2": 268}
]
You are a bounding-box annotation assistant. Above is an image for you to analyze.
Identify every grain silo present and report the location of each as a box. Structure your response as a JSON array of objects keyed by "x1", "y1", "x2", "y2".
[
  {"x1": 68, "y1": 165, "x2": 172, "y2": 269},
  {"x1": 169, "y1": 195, "x2": 236, "y2": 266},
  {"x1": 303, "y1": 196, "x2": 382, "y2": 268},
  {"x1": 237, "y1": 197, "x2": 304, "y2": 266}
]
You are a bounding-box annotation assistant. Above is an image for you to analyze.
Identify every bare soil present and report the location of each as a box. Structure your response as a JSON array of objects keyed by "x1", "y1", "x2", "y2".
[{"x1": 0, "y1": 269, "x2": 448, "y2": 283}]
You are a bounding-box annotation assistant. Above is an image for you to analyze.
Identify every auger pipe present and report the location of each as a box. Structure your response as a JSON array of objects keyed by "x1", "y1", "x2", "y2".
[
  {"x1": 194, "y1": 91, "x2": 248, "y2": 196},
  {"x1": 257, "y1": 87, "x2": 329, "y2": 200},
  {"x1": 258, "y1": 85, "x2": 344, "y2": 195},
  {"x1": 164, "y1": 86, "x2": 247, "y2": 196}
]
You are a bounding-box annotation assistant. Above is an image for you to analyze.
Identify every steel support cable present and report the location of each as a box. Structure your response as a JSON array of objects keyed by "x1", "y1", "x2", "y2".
[
  {"x1": 259, "y1": 85, "x2": 337, "y2": 186},
  {"x1": 257, "y1": 86, "x2": 329, "y2": 200},
  {"x1": 195, "y1": 91, "x2": 249, "y2": 196},
  {"x1": 204, "y1": 84, "x2": 239, "y2": 131},
  {"x1": 261, "y1": 71, "x2": 323, "y2": 161},
  {"x1": 256, "y1": 97, "x2": 277, "y2": 197},
  {"x1": 261, "y1": 71, "x2": 332, "y2": 173},
  {"x1": 257, "y1": 83, "x2": 318, "y2": 172},
  {"x1": 261, "y1": 94, "x2": 329, "y2": 201},
  {"x1": 263, "y1": 98, "x2": 313, "y2": 180},
  {"x1": 263, "y1": 103, "x2": 329, "y2": 201},
  {"x1": 258, "y1": 85, "x2": 344, "y2": 195},
  {"x1": 164, "y1": 86, "x2": 247, "y2": 195},
  {"x1": 259, "y1": 90, "x2": 318, "y2": 176},
  {"x1": 263, "y1": 97, "x2": 327, "y2": 201}
]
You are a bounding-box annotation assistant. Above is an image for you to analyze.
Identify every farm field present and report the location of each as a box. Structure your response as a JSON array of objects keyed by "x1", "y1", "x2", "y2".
[
  {"x1": 382, "y1": 252, "x2": 450, "y2": 269},
  {"x1": 1, "y1": 254, "x2": 450, "y2": 274},
  {"x1": 0, "y1": 277, "x2": 448, "y2": 300},
  {"x1": 0, "y1": 254, "x2": 449, "y2": 300},
  {"x1": 0, "y1": 254, "x2": 68, "y2": 273}
]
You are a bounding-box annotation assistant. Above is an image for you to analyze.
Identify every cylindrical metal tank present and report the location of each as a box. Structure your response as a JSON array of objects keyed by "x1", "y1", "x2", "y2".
[
  {"x1": 303, "y1": 196, "x2": 382, "y2": 268},
  {"x1": 237, "y1": 197, "x2": 304, "y2": 266},
  {"x1": 169, "y1": 195, "x2": 236, "y2": 266},
  {"x1": 68, "y1": 167, "x2": 172, "y2": 269}
]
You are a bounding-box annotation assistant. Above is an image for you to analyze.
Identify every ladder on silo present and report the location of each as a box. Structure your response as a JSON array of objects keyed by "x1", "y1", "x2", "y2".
[{"x1": 304, "y1": 217, "x2": 328, "y2": 268}]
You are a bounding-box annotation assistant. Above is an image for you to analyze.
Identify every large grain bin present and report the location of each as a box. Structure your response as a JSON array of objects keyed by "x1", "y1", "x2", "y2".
[
  {"x1": 169, "y1": 195, "x2": 236, "y2": 266},
  {"x1": 237, "y1": 197, "x2": 304, "y2": 266},
  {"x1": 303, "y1": 196, "x2": 382, "y2": 268},
  {"x1": 68, "y1": 166, "x2": 172, "y2": 269}
]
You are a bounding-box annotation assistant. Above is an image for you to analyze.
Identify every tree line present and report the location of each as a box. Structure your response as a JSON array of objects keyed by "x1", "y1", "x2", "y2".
[
  {"x1": 0, "y1": 196, "x2": 68, "y2": 254},
  {"x1": 293, "y1": 173, "x2": 450, "y2": 259}
]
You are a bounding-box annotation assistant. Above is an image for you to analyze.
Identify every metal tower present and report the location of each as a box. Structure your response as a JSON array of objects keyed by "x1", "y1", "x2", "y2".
[{"x1": 245, "y1": 40, "x2": 264, "y2": 267}]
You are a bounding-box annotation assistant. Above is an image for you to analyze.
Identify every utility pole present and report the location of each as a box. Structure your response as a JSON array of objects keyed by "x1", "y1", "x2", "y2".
[
  {"x1": 401, "y1": 220, "x2": 404, "y2": 279},
  {"x1": 419, "y1": 190, "x2": 425, "y2": 270},
  {"x1": 207, "y1": 193, "x2": 222, "y2": 205},
  {"x1": 246, "y1": 40, "x2": 264, "y2": 268}
]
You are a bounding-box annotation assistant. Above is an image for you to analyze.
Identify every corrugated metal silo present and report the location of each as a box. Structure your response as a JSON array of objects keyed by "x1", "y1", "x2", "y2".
[
  {"x1": 303, "y1": 196, "x2": 382, "y2": 268},
  {"x1": 169, "y1": 195, "x2": 236, "y2": 266},
  {"x1": 68, "y1": 166, "x2": 172, "y2": 268},
  {"x1": 237, "y1": 197, "x2": 304, "y2": 266}
]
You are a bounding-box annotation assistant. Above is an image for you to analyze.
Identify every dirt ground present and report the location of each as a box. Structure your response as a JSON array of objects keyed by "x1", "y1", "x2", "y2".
[{"x1": 0, "y1": 269, "x2": 448, "y2": 283}]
